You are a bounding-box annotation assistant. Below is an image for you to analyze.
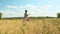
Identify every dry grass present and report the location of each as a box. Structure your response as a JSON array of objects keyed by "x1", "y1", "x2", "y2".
[{"x1": 0, "y1": 18, "x2": 60, "y2": 34}]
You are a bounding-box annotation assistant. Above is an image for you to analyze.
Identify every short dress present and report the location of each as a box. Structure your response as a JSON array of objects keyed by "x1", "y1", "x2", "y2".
[{"x1": 24, "y1": 13, "x2": 29, "y2": 21}]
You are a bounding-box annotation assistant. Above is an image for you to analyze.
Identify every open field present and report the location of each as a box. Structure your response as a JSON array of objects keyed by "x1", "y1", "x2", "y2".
[{"x1": 0, "y1": 18, "x2": 60, "y2": 34}]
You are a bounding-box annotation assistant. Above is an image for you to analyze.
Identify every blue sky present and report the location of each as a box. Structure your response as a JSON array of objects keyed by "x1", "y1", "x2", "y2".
[{"x1": 0, "y1": 0, "x2": 60, "y2": 18}]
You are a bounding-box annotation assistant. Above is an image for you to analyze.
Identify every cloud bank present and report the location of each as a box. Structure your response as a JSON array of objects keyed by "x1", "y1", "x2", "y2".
[{"x1": 0, "y1": 4, "x2": 59, "y2": 18}]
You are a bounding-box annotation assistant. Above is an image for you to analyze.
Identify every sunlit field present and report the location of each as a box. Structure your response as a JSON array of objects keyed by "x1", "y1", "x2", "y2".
[{"x1": 0, "y1": 18, "x2": 60, "y2": 34}]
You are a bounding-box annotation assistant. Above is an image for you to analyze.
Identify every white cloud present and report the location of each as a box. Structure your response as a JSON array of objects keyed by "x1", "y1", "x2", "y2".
[
  {"x1": 24, "y1": 4, "x2": 54, "y2": 17},
  {"x1": 25, "y1": 4, "x2": 37, "y2": 10},
  {"x1": 1, "y1": 4, "x2": 59, "y2": 18},
  {"x1": 0, "y1": 11, "x2": 4, "y2": 13},
  {"x1": 6, "y1": 5, "x2": 18, "y2": 9},
  {"x1": 40, "y1": 5, "x2": 52, "y2": 10},
  {"x1": 2, "y1": 10, "x2": 24, "y2": 18}
]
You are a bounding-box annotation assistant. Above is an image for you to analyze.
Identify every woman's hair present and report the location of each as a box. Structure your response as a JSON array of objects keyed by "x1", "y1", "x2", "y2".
[{"x1": 25, "y1": 10, "x2": 27, "y2": 12}]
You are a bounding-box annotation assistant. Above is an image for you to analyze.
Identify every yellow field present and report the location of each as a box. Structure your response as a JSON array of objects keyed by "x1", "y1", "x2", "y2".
[{"x1": 0, "y1": 18, "x2": 60, "y2": 34}]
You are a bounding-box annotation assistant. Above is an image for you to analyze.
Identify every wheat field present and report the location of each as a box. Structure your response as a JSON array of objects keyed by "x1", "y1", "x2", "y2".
[{"x1": 0, "y1": 18, "x2": 60, "y2": 34}]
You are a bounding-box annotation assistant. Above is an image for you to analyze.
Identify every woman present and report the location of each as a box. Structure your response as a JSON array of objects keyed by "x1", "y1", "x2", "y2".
[{"x1": 23, "y1": 10, "x2": 29, "y2": 21}]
